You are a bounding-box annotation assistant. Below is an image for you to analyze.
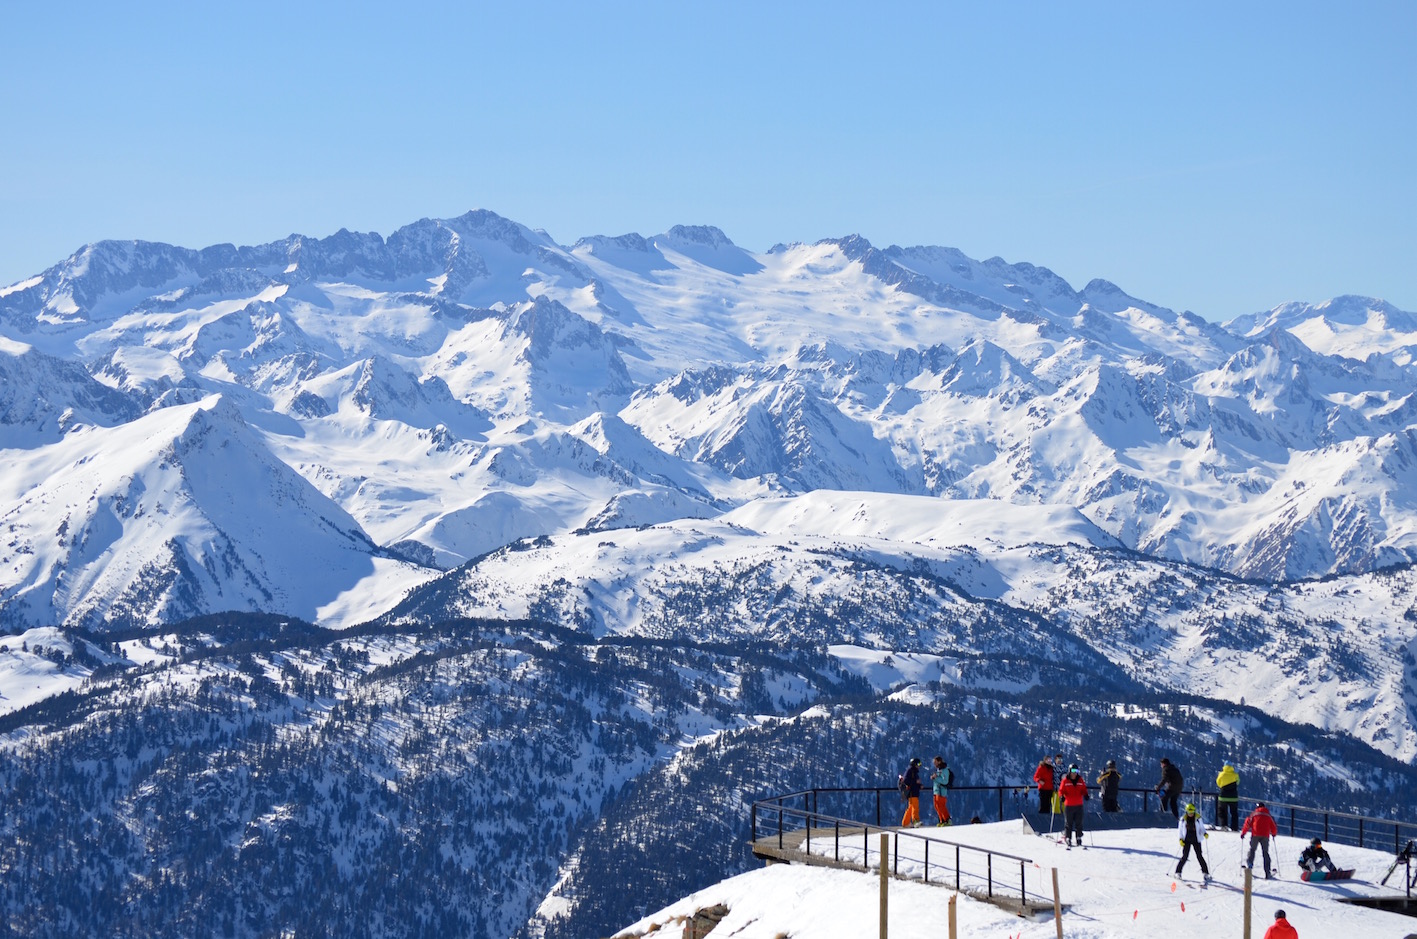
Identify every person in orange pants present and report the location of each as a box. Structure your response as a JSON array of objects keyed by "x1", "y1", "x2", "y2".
[
  {"x1": 900, "y1": 757, "x2": 923, "y2": 827},
  {"x1": 931, "y1": 756, "x2": 953, "y2": 825}
]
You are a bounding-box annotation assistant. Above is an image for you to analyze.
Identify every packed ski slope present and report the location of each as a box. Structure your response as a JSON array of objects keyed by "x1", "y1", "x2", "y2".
[{"x1": 617, "y1": 821, "x2": 1416, "y2": 938}]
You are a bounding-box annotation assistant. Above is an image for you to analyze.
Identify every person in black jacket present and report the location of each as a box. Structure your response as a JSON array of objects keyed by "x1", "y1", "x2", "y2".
[
  {"x1": 1298, "y1": 838, "x2": 1338, "y2": 874},
  {"x1": 900, "y1": 757, "x2": 923, "y2": 828},
  {"x1": 1155, "y1": 758, "x2": 1184, "y2": 819},
  {"x1": 1097, "y1": 760, "x2": 1122, "y2": 812}
]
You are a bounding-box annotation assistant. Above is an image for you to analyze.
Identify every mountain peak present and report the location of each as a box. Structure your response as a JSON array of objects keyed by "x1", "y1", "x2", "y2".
[{"x1": 660, "y1": 225, "x2": 734, "y2": 248}]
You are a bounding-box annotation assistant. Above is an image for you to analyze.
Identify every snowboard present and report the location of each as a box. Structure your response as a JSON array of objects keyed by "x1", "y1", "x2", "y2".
[{"x1": 1300, "y1": 868, "x2": 1355, "y2": 882}]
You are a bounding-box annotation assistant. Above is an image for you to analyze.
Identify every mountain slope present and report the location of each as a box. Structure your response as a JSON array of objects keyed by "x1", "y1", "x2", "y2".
[{"x1": 0, "y1": 396, "x2": 429, "y2": 630}]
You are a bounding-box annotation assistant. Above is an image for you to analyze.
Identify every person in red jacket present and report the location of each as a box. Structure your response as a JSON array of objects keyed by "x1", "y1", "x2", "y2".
[
  {"x1": 1264, "y1": 909, "x2": 1297, "y2": 939},
  {"x1": 1058, "y1": 764, "x2": 1088, "y2": 847},
  {"x1": 1032, "y1": 758, "x2": 1056, "y2": 816},
  {"x1": 1240, "y1": 801, "x2": 1279, "y2": 879}
]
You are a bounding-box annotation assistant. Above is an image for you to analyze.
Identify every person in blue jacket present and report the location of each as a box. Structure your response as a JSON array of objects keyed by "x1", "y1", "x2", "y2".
[{"x1": 930, "y1": 755, "x2": 953, "y2": 826}]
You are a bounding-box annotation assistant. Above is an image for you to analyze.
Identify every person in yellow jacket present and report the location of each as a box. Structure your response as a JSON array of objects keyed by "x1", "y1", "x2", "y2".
[{"x1": 1216, "y1": 763, "x2": 1240, "y2": 830}]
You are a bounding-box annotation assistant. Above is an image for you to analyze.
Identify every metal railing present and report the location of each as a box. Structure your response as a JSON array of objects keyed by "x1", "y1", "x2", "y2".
[
  {"x1": 750, "y1": 789, "x2": 1035, "y2": 910},
  {"x1": 751, "y1": 785, "x2": 1417, "y2": 898}
]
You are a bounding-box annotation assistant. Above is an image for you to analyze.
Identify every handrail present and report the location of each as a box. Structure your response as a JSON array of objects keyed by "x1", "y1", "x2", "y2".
[
  {"x1": 750, "y1": 790, "x2": 1036, "y2": 908},
  {"x1": 754, "y1": 784, "x2": 1417, "y2": 859},
  {"x1": 755, "y1": 801, "x2": 1035, "y2": 864}
]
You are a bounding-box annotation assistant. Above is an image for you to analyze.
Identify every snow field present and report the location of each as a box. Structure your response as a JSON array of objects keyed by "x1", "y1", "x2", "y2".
[{"x1": 622, "y1": 821, "x2": 1417, "y2": 938}]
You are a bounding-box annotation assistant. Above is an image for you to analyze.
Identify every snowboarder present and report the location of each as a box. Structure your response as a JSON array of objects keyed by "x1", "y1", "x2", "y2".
[
  {"x1": 930, "y1": 755, "x2": 952, "y2": 826},
  {"x1": 1155, "y1": 757, "x2": 1184, "y2": 819},
  {"x1": 1264, "y1": 909, "x2": 1298, "y2": 939},
  {"x1": 1215, "y1": 762, "x2": 1240, "y2": 829},
  {"x1": 1297, "y1": 838, "x2": 1337, "y2": 875},
  {"x1": 899, "y1": 757, "x2": 923, "y2": 828},
  {"x1": 1032, "y1": 758, "x2": 1056, "y2": 816},
  {"x1": 1174, "y1": 802, "x2": 1210, "y2": 879},
  {"x1": 1096, "y1": 759, "x2": 1122, "y2": 812},
  {"x1": 1059, "y1": 764, "x2": 1088, "y2": 846},
  {"x1": 1240, "y1": 801, "x2": 1278, "y2": 878}
]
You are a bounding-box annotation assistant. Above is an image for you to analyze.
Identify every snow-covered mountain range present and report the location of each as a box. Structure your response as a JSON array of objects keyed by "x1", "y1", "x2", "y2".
[
  {"x1": 3, "y1": 211, "x2": 1417, "y2": 743},
  {"x1": 4, "y1": 210, "x2": 1416, "y2": 630},
  {"x1": 2, "y1": 210, "x2": 1416, "y2": 938}
]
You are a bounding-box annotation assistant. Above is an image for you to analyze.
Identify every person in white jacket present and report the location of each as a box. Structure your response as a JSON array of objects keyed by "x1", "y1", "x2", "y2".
[{"x1": 1175, "y1": 802, "x2": 1211, "y2": 879}]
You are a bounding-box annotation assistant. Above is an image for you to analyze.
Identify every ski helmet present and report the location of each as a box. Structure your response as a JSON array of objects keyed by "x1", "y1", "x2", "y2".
[
  {"x1": 1185, "y1": 803, "x2": 1197, "y2": 815},
  {"x1": 1311, "y1": 837, "x2": 1322, "y2": 846},
  {"x1": 1106, "y1": 759, "x2": 1116, "y2": 768}
]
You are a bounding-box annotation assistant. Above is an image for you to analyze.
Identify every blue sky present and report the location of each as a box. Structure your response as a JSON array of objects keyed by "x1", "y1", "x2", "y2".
[{"x1": 2, "y1": 1, "x2": 1413, "y2": 319}]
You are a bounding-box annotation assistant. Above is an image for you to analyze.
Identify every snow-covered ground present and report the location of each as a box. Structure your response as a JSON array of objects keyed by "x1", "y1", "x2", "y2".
[{"x1": 617, "y1": 821, "x2": 1417, "y2": 938}]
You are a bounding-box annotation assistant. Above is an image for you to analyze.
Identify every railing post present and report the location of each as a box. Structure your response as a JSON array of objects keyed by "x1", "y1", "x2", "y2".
[
  {"x1": 1324, "y1": 812, "x2": 1330, "y2": 842},
  {"x1": 1290, "y1": 808, "x2": 1295, "y2": 837},
  {"x1": 879, "y1": 833, "x2": 889, "y2": 939},
  {"x1": 752, "y1": 803, "x2": 757, "y2": 843},
  {"x1": 876, "y1": 790, "x2": 882, "y2": 827},
  {"x1": 893, "y1": 834, "x2": 898, "y2": 876},
  {"x1": 999, "y1": 786, "x2": 1004, "y2": 821},
  {"x1": 1020, "y1": 860, "x2": 1027, "y2": 906},
  {"x1": 988, "y1": 853, "x2": 993, "y2": 898},
  {"x1": 1359, "y1": 818, "x2": 1364, "y2": 848},
  {"x1": 956, "y1": 845, "x2": 960, "y2": 891},
  {"x1": 835, "y1": 819, "x2": 840, "y2": 862},
  {"x1": 924, "y1": 840, "x2": 930, "y2": 883},
  {"x1": 778, "y1": 806, "x2": 784, "y2": 850}
]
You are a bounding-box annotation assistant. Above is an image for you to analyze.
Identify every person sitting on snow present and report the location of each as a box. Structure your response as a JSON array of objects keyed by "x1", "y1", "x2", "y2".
[{"x1": 1297, "y1": 838, "x2": 1337, "y2": 874}]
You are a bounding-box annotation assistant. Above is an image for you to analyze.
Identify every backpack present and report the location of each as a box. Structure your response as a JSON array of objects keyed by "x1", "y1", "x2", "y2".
[{"x1": 898, "y1": 773, "x2": 909, "y2": 801}]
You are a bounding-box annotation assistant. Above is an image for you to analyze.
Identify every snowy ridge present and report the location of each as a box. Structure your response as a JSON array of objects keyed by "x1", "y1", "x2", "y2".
[{"x1": 369, "y1": 497, "x2": 1417, "y2": 759}]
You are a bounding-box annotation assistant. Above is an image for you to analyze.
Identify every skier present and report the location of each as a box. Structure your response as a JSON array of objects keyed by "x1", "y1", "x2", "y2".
[
  {"x1": 1174, "y1": 802, "x2": 1210, "y2": 880},
  {"x1": 1032, "y1": 758, "x2": 1056, "y2": 817},
  {"x1": 930, "y1": 755, "x2": 952, "y2": 826},
  {"x1": 1215, "y1": 762, "x2": 1240, "y2": 829},
  {"x1": 1155, "y1": 757, "x2": 1184, "y2": 819},
  {"x1": 900, "y1": 757, "x2": 923, "y2": 828},
  {"x1": 1240, "y1": 801, "x2": 1278, "y2": 879},
  {"x1": 1049, "y1": 753, "x2": 1065, "y2": 814},
  {"x1": 1264, "y1": 909, "x2": 1298, "y2": 939},
  {"x1": 1297, "y1": 838, "x2": 1337, "y2": 875},
  {"x1": 1059, "y1": 764, "x2": 1088, "y2": 846},
  {"x1": 1096, "y1": 759, "x2": 1122, "y2": 812}
]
